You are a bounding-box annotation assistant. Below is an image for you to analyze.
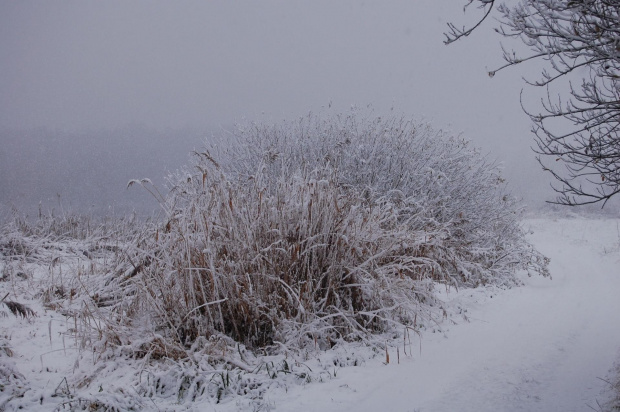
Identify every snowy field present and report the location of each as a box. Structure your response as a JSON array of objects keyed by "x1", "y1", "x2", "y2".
[{"x1": 1, "y1": 216, "x2": 619, "y2": 411}]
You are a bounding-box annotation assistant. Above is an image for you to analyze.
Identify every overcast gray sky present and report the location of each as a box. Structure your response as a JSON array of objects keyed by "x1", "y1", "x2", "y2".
[{"x1": 0, "y1": 1, "x2": 557, "y2": 214}]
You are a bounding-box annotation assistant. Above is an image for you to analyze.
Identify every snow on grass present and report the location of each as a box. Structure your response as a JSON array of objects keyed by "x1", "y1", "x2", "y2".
[
  {"x1": 20, "y1": 112, "x2": 545, "y2": 412},
  {"x1": 0, "y1": 216, "x2": 618, "y2": 411},
  {"x1": 0, "y1": 110, "x2": 615, "y2": 410},
  {"x1": 270, "y1": 217, "x2": 620, "y2": 412}
]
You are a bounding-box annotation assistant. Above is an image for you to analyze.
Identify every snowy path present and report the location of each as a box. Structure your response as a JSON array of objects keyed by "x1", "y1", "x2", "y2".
[{"x1": 270, "y1": 218, "x2": 620, "y2": 411}]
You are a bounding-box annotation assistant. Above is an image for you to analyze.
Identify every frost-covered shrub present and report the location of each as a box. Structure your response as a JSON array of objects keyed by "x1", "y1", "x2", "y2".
[
  {"x1": 115, "y1": 112, "x2": 548, "y2": 354},
  {"x1": 222, "y1": 113, "x2": 549, "y2": 286}
]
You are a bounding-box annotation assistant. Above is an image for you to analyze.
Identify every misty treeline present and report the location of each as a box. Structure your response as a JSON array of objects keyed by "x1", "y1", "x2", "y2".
[
  {"x1": 0, "y1": 112, "x2": 549, "y2": 406},
  {"x1": 0, "y1": 126, "x2": 204, "y2": 217}
]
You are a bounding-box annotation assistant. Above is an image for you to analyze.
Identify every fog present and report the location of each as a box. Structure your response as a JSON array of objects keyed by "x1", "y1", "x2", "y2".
[{"x1": 1, "y1": 1, "x2": 561, "y2": 217}]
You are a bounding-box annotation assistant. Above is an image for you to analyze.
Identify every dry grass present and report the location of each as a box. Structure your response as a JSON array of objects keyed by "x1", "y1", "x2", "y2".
[
  {"x1": 606, "y1": 364, "x2": 620, "y2": 411},
  {"x1": 95, "y1": 112, "x2": 549, "y2": 361},
  {"x1": 1, "y1": 300, "x2": 35, "y2": 319},
  {"x1": 0, "y1": 111, "x2": 551, "y2": 407}
]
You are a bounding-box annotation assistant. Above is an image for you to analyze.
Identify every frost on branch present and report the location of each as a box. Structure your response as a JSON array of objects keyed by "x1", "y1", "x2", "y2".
[
  {"x1": 448, "y1": 0, "x2": 620, "y2": 206},
  {"x1": 108, "y1": 112, "x2": 548, "y2": 359}
]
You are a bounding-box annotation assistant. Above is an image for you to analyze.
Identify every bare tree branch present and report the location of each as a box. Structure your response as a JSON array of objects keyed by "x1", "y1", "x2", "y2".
[
  {"x1": 445, "y1": 0, "x2": 497, "y2": 45},
  {"x1": 448, "y1": 0, "x2": 620, "y2": 206}
]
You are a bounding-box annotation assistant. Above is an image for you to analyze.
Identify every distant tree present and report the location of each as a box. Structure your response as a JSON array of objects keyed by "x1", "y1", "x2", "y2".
[{"x1": 447, "y1": 0, "x2": 620, "y2": 206}]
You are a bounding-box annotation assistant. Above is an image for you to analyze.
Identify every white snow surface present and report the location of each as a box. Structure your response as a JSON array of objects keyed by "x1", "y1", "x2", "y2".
[
  {"x1": 1, "y1": 217, "x2": 619, "y2": 411},
  {"x1": 271, "y1": 218, "x2": 620, "y2": 412}
]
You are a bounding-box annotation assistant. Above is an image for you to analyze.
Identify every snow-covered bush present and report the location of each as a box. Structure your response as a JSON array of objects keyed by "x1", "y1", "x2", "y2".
[
  {"x1": 107, "y1": 112, "x2": 548, "y2": 358},
  {"x1": 222, "y1": 113, "x2": 550, "y2": 286}
]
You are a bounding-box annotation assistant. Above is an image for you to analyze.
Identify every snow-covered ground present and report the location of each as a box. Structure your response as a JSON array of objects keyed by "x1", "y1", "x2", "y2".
[
  {"x1": 268, "y1": 218, "x2": 620, "y2": 412},
  {"x1": 2, "y1": 217, "x2": 619, "y2": 411}
]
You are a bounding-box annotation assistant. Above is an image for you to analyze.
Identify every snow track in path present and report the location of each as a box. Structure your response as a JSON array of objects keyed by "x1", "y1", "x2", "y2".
[{"x1": 273, "y1": 218, "x2": 620, "y2": 412}]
